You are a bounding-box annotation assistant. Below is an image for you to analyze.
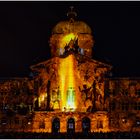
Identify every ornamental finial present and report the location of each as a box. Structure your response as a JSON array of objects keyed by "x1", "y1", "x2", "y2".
[{"x1": 67, "y1": 6, "x2": 77, "y2": 21}]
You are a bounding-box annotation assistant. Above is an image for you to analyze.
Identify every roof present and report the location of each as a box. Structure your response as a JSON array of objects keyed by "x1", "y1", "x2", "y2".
[
  {"x1": 52, "y1": 20, "x2": 92, "y2": 35},
  {"x1": 30, "y1": 53, "x2": 112, "y2": 71}
]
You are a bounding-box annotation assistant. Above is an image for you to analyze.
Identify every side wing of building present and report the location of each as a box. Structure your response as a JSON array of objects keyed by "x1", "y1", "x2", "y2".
[{"x1": 105, "y1": 77, "x2": 140, "y2": 132}]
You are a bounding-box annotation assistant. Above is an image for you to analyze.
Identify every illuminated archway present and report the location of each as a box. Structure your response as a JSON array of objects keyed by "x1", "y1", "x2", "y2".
[
  {"x1": 67, "y1": 118, "x2": 75, "y2": 134},
  {"x1": 52, "y1": 117, "x2": 60, "y2": 134},
  {"x1": 82, "y1": 117, "x2": 91, "y2": 133}
]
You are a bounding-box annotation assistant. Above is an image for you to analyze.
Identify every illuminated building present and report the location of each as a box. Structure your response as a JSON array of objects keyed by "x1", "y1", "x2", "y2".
[{"x1": 0, "y1": 7, "x2": 140, "y2": 133}]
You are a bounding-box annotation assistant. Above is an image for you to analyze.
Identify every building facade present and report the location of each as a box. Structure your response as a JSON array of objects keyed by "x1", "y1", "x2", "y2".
[{"x1": 0, "y1": 8, "x2": 140, "y2": 133}]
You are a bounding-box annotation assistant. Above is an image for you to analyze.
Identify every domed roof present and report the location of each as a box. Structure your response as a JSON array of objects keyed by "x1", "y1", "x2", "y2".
[
  {"x1": 52, "y1": 20, "x2": 92, "y2": 34},
  {"x1": 52, "y1": 6, "x2": 92, "y2": 34},
  {"x1": 50, "y1": 7, "x2": 94, "y2": 58}
]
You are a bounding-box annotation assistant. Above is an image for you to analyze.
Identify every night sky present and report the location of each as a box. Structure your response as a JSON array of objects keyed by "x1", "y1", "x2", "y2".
[{"x1": 0, "y1": 1, "x2": 140, "y2": 78}]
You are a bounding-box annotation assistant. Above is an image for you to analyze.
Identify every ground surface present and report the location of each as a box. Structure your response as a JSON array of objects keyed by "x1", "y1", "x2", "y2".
[{"x1": 0, "y1": 132, "x2": 140, "y2": 139}]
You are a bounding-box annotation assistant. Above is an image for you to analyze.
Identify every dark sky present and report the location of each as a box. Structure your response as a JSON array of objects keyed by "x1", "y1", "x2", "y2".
[{"x1": 0, "y1": 1, "x2": 140, "y2": 78}]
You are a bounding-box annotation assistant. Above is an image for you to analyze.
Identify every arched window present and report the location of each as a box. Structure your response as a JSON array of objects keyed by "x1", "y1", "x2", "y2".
[
  {"x1": 59, "y1": 48, "x2": 64, "y2": 55},
  {"x1": 78, "y1": 48, "x2": 84, "y2": 55},
  {"x1": 52, "y1": 117, "x2": 60, "y2": 134},
  {"x1": 67, "y1": 118, "x2": 75, "y2": 134},
  {"x1": 109, "y1": 102, "x2": 116, "y2": 111},
  {"x1": 82, "y1": 117, "x2": 91, "y2": 134},
  {"x1": 39, "y1": 120, "x2": 45, "y2": 129},
  {"x1": 97, "y1": 120, "x2": 103, "y2": 129}
]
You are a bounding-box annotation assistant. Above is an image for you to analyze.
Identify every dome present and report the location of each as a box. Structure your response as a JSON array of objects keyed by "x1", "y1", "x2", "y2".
[
  {"x1": 52, "y1": 20, "x2": 92, "y2": 34},
  {"x1": 50, "y1": 7, "x2": 94, "y2": 58}
]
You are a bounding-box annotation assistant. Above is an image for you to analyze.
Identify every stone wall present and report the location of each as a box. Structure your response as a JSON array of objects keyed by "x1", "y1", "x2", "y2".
[{"x1": 31, "y1": 111, "x2": 109, "y2": 133}]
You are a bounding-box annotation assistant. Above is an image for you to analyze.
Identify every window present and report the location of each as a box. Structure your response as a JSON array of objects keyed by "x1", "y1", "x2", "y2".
[
  {"x1": 9, "y1": 120, "x2": 13, "y2": 125},
  {"x1": 0, "y1": 92, "x2": 3, "y2": 96},
  {"x1": 121, "y1": 102, "x2": 129, "y2": 111},
  {"x1": 1, "y1": 118, "x2": 7, "y2": 125},
  {"x1": 52, "y1": 117, "x2": 60, "y2": 133},
  {"x1": 15, "y1": 118, "x2": 20, "y2": 125},
  {"x1": 132, "y1": 102, "x2": 140, "y2": 110},
  {"x1": 39, "y1": 120, "x2": 45, "y2": 129},
  {"x1": 59, "y1": 48, "x2": 64, "y2": 55},
  {"x1": 135, "y1": 90, "x2": 140, "y2": 96},
  {"x1": 133, "y1": 102, "x2": 138, "y2": 110},
  {"x1": 109, "y1": 118, "x2": 114, "y2": 127},
  {"x1": 109, "y1": 102, "x2": 116, "y2": 111},
  {"x1": 97, "y1": 120, "x2": 103, "y2": 129},
  {"x1": 78, "y1": 48, "x2": 84, "y2": 55},
  {"x1": 67, "y1": 118, "x2": 75, "y2": 133},
  {"x1": 82, "y1": 117, "x2": 90, "y2": 133},
  {"x1": 0, "y1": 104, "x2": 3, "y2": 110},
  {"x1": 1, "y1": 104, "x2": 9, "y2": 112},
  {"x1": 108, "y1": 89, "x2": 114, "y2": 95}
]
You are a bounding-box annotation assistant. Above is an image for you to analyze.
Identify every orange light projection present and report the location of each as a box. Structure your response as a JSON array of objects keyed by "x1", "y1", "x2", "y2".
[
  {"x1": 60, "y1": 33, "x2": 77, "y2": 48},
  {"x1": 59, "y1": 33, "x2": 77, "y2": 111},
  {"x1": 38, "y1": 93, "x2": 46, "y2": 107}
]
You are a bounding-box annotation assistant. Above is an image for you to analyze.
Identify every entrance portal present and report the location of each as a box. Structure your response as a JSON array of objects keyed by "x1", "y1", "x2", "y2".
[
  {"x1": 82, "y1": 117, "x2": 91, "y2": 134},
  {"x1": 67, "y1": 118, "x2": 75, "y2": 134},
  {"x1": 52, "y1": 117, "x2": 60, "y2": 134}
]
